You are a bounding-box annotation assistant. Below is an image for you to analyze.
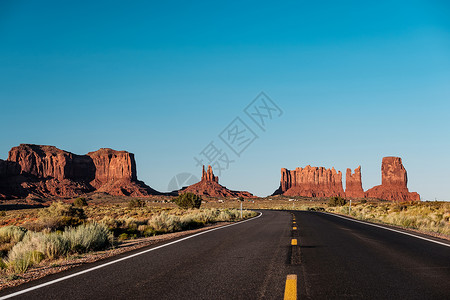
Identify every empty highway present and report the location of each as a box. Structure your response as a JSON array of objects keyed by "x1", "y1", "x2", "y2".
[{"x1": 1, "y1": 210, "x2": 449, "y2": 299}]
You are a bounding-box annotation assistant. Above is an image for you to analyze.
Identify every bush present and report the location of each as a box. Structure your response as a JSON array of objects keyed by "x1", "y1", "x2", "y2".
[
  {"x1": 6, "y1": 223, "x2": 113, "y2": 273},
  {"x1": 173, "y1": 193, "x2": 202, "y2": 209},
  {"x1": 118, "y1": 233, "x2": 129, "y2": 241},
  {"x1": 63, "y1": 223, "x2": 113, "y2": 252},
  {"x1": 128, "y1": 199, "x2": 145, "y2": 209},
  {"x1": 37, "y1": 202, "x2": 86, "y2": 231},
  {"x1": 0, "y1": 226, "x2": 27, "y2": 244},
  {"x1": 307, "y1": 207, "x2": 325, "y2": 212},
  {"x1": 148, "y1": 212, "x2": 182, "y2": 233},
  {"x1": 73, "y1": 197, "x2": 88, "y2": 207},
  {"x1": 328, "y1": 197, "x2": 347, "y2": 207}
]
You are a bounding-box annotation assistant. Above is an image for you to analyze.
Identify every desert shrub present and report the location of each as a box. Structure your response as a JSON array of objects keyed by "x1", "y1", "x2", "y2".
[
  {"x1": 6, "y1": 223, "x2": 113, "y2": 273},
  {"x1": 118, "y1": 233, "x2": 129, "y2": 241},
  {"x1": 307, "y1": 207, "x2": 325, "y2": 212},
  {"x1": 0, "y1": 210, "x2": 6, "y2": 217},
  {"x1": 73, "y1": 197, "x2": 88, "y2": 207},
  {"x1": 0, "y1": 257, "x2": 7, "y2": 270},
  {"x1": 0, "y1": 226, "x2": 27, "y2": 244},
  {"x1": 6, "y1": 231, "x2": 65, "y2": 273},
  {"x1": 173, "y1": 193, "x2": 202, "y2": 209},
  {"x1": 8, "y1": 231, "x2": 70, "y2": 264},
  {"x1": 328, "y1": 197, "x2": 347, "y2": 207},
  {"x1": 63, "y1": 223, "x2": 113, "y2": 252},
  {"x1": 128, "y1": 199, "x2": 145, "y2": 209},
  {"x1": 101, "y1": 208, "x2": 256, "y2": 240},
  {"x1": 8, "y1": 256, "x2": 32, "y2": 273},
  {"x1": 148, "y1": 212, "x2": 182, "y2": 233},
  {"x1": 37, "y1": 202, "x2": 86, "y2": 231}
]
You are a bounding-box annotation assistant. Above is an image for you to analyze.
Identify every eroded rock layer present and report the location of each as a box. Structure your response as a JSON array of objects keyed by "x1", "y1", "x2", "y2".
[
  {"x1": 274, "y1": 157, "x2": 420, "y2": 202},
  {"x1": 278, "y1": 166, "x2": 345, "y2": 197},
  {"x1": 0, "y1": 144, "x2": 158, "y2": 199},
  {"x1": 365, "y1": 157, "x2": 419, "y2": 201},
  {"x1": 345, "y1": 166, "x2": 364, "y2": 198}
]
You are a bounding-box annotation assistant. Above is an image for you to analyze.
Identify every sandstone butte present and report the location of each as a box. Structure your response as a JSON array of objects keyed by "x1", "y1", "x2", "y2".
[
  {"x1": 345, "y1": 166, "x2": 364, "y2": 198},
  {"x1": 365, "y1": 157, "x2": 420, "y2": 201},
  {"x1": 274, "y1": 156, "x2": 420, "y2": 202},
  {"x1": 180, "y1": 165, "x2": 254, "y2": 198},
  {"x1": 0, "y1": 144, "x2": 159, "y2": 199},
  {"x1": 275, "y1": 166, "x2": 345, "y2": 197}
]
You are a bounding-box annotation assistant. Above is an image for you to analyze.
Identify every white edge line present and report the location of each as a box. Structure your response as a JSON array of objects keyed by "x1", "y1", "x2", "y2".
[
  {"x1": 0, "y1": 212, "x2": 263, "y2": 299},
  {"x1": 319, "y1": 211, "x2": 450, "y2": 248}
]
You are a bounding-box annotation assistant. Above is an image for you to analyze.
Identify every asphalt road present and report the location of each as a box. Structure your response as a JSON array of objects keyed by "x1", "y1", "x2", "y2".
[{"x1": 1, "y1": 210, "x2": 449, "y2": 299}]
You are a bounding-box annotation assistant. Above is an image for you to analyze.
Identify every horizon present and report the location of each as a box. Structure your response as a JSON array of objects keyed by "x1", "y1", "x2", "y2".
[
  {"x1": 1, "y1": 1, "x2": 449, "y2": 200},
  {"x1": 0, "y1": 142, "x2": 444, "y2": 200}
]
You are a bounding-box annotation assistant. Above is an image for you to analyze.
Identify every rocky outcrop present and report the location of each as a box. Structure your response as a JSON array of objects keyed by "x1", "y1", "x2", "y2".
[
  {"x1": 275, "y1": 157, "x2": 420, "y2": 202},
  {"x1": 365, "y1": 157, "x2": 419, "y2": 201},
  {"x1": 202, "y1": 165, "x2": 218, "y2": 183},
  {"x1": 276, "y1": 166, "x2": 344, "y2": 197},
  {"x1": 345, "y1": 166, "x2": 364, "y2": 198},
  {"x1": 1, "y1": 144, "x2": 159, "y2": 199},
  {"x1": 181, "y1": 165, "x2": 254, "y2": 198}
]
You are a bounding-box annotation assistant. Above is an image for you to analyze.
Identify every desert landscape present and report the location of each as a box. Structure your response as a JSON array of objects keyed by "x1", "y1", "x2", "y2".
[
  {"x1": 0, "y1": 143, "x2": 448, "y2": 292},
  {"x1": 1, "y1": 2, "x2": 449, "y2": 299}
]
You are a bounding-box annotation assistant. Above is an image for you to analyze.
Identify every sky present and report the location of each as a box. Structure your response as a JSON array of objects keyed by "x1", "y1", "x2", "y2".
[{"x1": 0, "y1": 1, "x2": 449, "y2": 199}]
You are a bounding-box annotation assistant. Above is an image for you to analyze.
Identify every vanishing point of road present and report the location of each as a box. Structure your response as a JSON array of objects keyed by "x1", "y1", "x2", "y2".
[{"x1": 1, "y1": 210, "x2": 449, "y2": 299}]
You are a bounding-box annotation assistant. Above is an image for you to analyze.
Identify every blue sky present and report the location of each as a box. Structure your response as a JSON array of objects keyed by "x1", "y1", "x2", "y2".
[{"x1": 0, "y1": 1, "x2": 449, "y2": 199}]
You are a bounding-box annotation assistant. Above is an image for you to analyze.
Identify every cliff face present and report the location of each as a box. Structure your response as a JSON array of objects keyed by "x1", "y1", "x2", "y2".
[
  {"x1": 279, "y1": 166, "x2": 345, "y2": 197},
  {"x1": 8, "y1": 144, "x2": 95, "y2": 182},
  {"x1": 345, "y1": 166, "x2": 364, "y2": 198},
  {"x1": 181, "y1": 165, "x2": 254, "y2": 198},
  {"x1": 0, "y1": 159, "x2": 21, "y2": 178},
  {"x1": 275, "y1": 157, "x2": 420, "y2": 202},
  {"x1": 365, "y1": 157, "x2": 419, "y2": 201},
  {"x1": 87, "y1": 148, "x2": 137, "y2": 187},
  {"x1": 1, "y1": 144, "x2": 158, "y2": 199}
]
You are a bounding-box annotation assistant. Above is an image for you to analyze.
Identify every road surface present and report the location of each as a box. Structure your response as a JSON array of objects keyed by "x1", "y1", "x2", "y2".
[{"x1": 1, "y1": 210, "x2": 449, "y2": 299}]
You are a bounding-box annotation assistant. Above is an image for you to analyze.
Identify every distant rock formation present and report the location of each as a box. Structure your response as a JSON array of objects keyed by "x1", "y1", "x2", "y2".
[
  {"x1": 345, "y1": 166, "x2": 364, "y2": 198},
  {"x1": 274, "y1": 157, "x2": 420, "y2": 202},
  {"x1": 0, "y1": 144, "x2": 159, "y2": 199},
  {"x1": 202, "y1": 165, "x2": 218, "y2": 183},
  {"x1": 365, "y1": 157, "x2": 420, "y2": 201},
  {"x1": 275, "y1": 166, "x2": 344, "y2": 197},
  {"x1": 181, "y1": 165, "x2": 254, "y2": 198}
]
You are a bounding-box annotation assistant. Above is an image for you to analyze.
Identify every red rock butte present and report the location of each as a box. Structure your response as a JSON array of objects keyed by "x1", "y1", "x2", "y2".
[
  {"x1": 345, "y1": 166, "x2": 364, "y2": 198},
  {"x1": 274, "y1": 156, "x2": 420, "y2": 202},
  {"x1": 277, "y1": 166, "x2": 345, "y2": 197},
  {"x1": 365, "y1": 157, "x2": 420, "y2": 201},
  {"x1": 181, "y1": 165, "x2": 254, "y2": 198},
  {"x1": 0, "y1": 144, "x2": 159, "y2": 199}
]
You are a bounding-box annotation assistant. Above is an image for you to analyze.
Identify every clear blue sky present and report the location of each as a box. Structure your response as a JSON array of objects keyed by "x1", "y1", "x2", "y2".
[{"x1": 0, "y1": 1, "x2": 449, "y2": 199}]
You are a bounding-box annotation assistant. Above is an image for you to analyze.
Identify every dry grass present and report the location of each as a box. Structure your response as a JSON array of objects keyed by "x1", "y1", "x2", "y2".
[
  {"x1": 0, "y1": 199, "x2": 258, "y2": 276},
  {"x1": 327, "y1": 201, "x2": 450, "y2": 237}
]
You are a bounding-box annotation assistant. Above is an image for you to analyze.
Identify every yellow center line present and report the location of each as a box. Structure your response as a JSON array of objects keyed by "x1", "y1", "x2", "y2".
[
  {"x1": 293, "y1": 221, "x2": 296, "y2": 224},
  {"x1": 284, "y1": 274, "x2": 297, "y2": 300},
  {"x1": 293, "y1": 226, "x2": 297, "y2": 230},
  {"x1": 291, "y1": 239, "x2": 297, "y2": 245}
]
